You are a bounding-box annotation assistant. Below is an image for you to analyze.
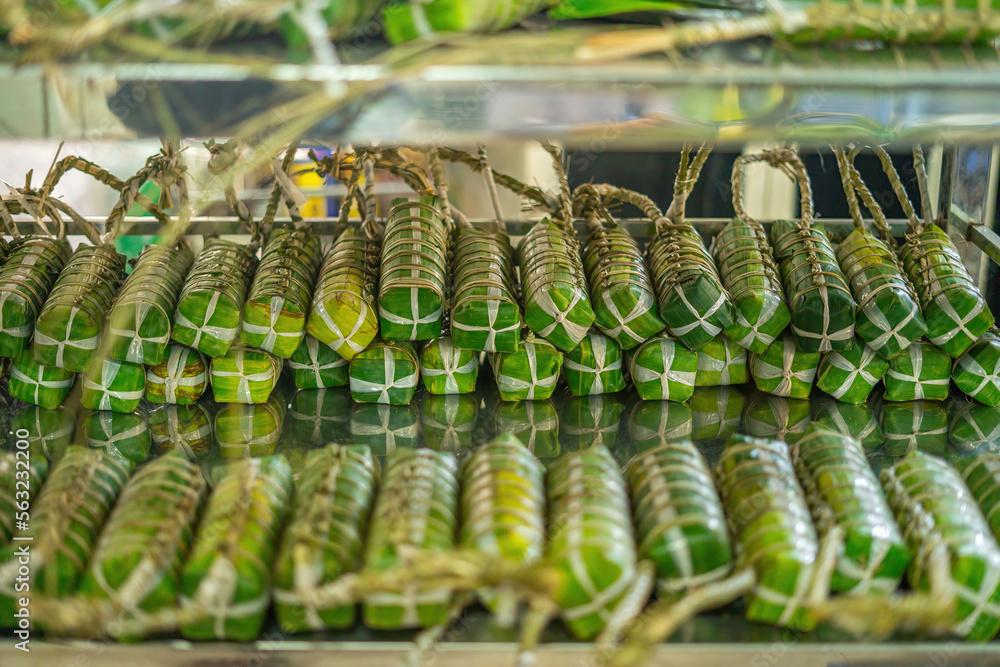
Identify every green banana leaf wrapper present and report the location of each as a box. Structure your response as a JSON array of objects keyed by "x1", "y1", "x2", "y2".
[
  {"x1": 0, "y1": 237, "x2": 71, "y2": 358},
  {"x1": 350, "y1": 402, "x2": 420, "y2": 457},
  {"x1": 106, "y1": 245, "x2": 194, "y2": 366},
  {"x1": 628, "y1": 399, "x2": 693, "y2": 452},
  {"x1": 648, "y1": 224, "x2": 736, "y2": 351},
  {"x1": 690, "y1": 385, "x2": 744, "y2": 448},
  {"x1": 749, "y1": 331, "x2": 820, "y2": 399},
  {"x1": 34, "y1": 244, "x2": 126, "y2": 372},
  {"x1": 214, "y1": 396, "x2": 286, "y2": 459},
  {"x1": 148, "y1": 403, "x2": 213, "y2": 460},
  {"x1": 948, "y1": 398, "x2": 1000, "y2": 458},
  {"x1": 78, "y1": 452, "x2": 206, "y2": 632},
  {"x1": 882, "y1": 452, "x2": 1000, "y2": 641},
  {"x1": 900, "y1": 225, "x2": 994, "y2": 358},
  {"x1": 583, "y1": 225, "x2": 665, "y2": 350},
  {"x1": 792, "y1": 426, "x2": 909, "y2": 595},
  {"x1": 559, "y1": 393, "x2": 623, "y2": 451},
  {"x1": 744, "y1": 391, "x2": 811, "y2": 444},
  {"x1": 954, "y1": 330, "x2": 1000, "y2": 407},
  {"x1": 307, "y1": 228, "x2": 380, "y2": 361},
  {"x1": 451, "y1": 228, "x2": 522, "y2": 354},
  {"x1": 274, "y1": 444, "x2": 379, "y2": 633},
  {"x1": 8, "y1": 350, "x2": 75, "y2": 409},
  {"x1": 419, "y1": 335, "x2": 479, "y2": 395},
  {"x1": 383, "y1": 0, "x2": 552, "y2": 43},
  {"x1": 563, "y1": 331, "x2": 626, "y2": 396},
  {"x1": 460, "y1": 433, "x2": 546, "y2": 612},
  {"x1": 145, "y1": 343, "x2": 209, "y2": 405},
  {"x1": 695, "y1": 334, "x2": 748, "y2": 386},
  {"x1": 836, "y1": 226, "x2": 927, "y2": 361},
  {"x1": 363, "y1": 448, "x2": 459, "y2": 629},
  {"x1": 81, "y1": 357, "x2": 146, "y2": 413},
  {"x1": 519, "y1": 219, "x2": 595, "y2": 351},
  {"x1": 11, "y1": 403, "x2": 76, "y2": 464},
  {"x1": 80, "y1": 410, "x2": 152, "y2": 467},
  {"x1": 210, "y1": 346, "x2": 282, "y2": 405},
  {"x1": 815, "y1": 340, "x2": 888, "y2": 404},
  {"x1": 626, "y1": 442, "x2": 733, "y2": 594},
  {"x1": 180, "y1": 455, "x2": 293, "y2": 641},
  {"x1": 491, "y1": 336, "x2": 564, "y2": 402},
  {"x1": 627, "y1": 333, "x2": 697, "y2": 402},
  {"x1": 0, "y1": 449, "x2": 46, "y2": 548},
  {"x1": 809, "y1": 395, "x2": 884, "y2": 451},
  {"x1": 379, "y1": 197, "x2": 449, "y2": 342},
  {"x1": 288, "y1": 335, "x2": 349, "y2": 389},
  {"x1": 547, "y1": 445, "x2": 637, "y2": 640},
  {"x1": 420, "y1": 393, "x2": 479, "y2": 452},
  {"x1": 494, "y1": 399, "x2": 560, "y2": 463},
  {"x1": 0, "y1": 446, "x2": 132, "y2": 626},
  {"x1": 349, "y1": 338, "x2": 420, "y2": 405},
  {"x1": 770, "y1": 220, "x2": 856, "y2": 354},
  {"x1": 711, "y1": 219, "x2": 791, "y2": 355},
  {"x1": 241, "y1": 228, "x2": 323, "y2": 359},
  {"x1": 884, "y1": 341, "x2": 951, "y2": 402},
  {"x1": 715, "y1": 435, "x2": 819, "y2": 630},
  {"x1": 957, "y1": 452, "x2": 1000, "y2": 550},
  {"x1": 173, "y1": 239, "x2": 258, "y2": 359},
  {"x1": 287, "y1": 387, "x2": 351, "y2": 446},
  {"x1": 877, "y1": 399, "x2": 948, "y2": 460},
  {"x1": 280, "y1": 0, "x2": 389, "y2": 45}
]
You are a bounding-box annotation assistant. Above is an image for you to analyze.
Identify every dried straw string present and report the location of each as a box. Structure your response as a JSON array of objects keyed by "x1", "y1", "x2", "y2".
[
  {"x1": 478, "y1": 143, "x2": 506, "y2": 234},
  {"x1": 260, "y1": 141, "x2": 301, "y2": 243},
  {"x1": 912, "y1": 146, "x2": 935, "y2": 229},
  {"x1": 206, "y1": 139, "x2": 259, "y2": 243},
  {"x1": 430, "y1": 147, "x2": 472, "y2": 230},
  {"x1": 541, "y1": 142, "x2": 575, "y2": 227},
  {"x1": 105, "y1": 146, "x2": 183, "y2": 244},
  {"x1": 872, "y1": 146, "x2": 923, "y2": 235},
  {"x1": 437, "y1": 147, "x2": 554, "y2": 213}
]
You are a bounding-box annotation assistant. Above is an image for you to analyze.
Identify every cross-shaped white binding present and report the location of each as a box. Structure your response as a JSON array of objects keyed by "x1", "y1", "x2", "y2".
[
  {"x1": 174, "y1": 292, "x2": 240, "y2": 350},
  {"x1": 109, "y1": 297, "x2": 171, "y2": 363},
  {"x1": 836, "y1": 535, "x2": 899, "y2": 595},
  {"x1": 147, "y1": 346, "x2": 208, "y2": 403},
  {"x1": 751, "y1": 337, "x2": 817, "y2": 397},
  {"x1": 419, "y1": 338, "x2": 477, "y2": 394},
  {"x1": 0, "y1": 289, "x2": 32, "y2": 340},
  {"x1": 287, "y1": 336, "x2": 348, "y2": 387},
  {"x1": 82, "y1": 360, "x2": 144, "y2": 410},
  {"x1": 790, "y1": 286, "x2": 855, "y2": 352},
  {"x1": 351, "y1": 348, "x2": 419, "y2": 404},
  {"x1": 242, "y1": 295, "x2": 302, "y2": 353},
  {"x1": 564, "y1": 335, "x2": 621, "y2": 395},
  {"x1": 668, "y1": 286, "x2": 726, "y2": 339},
  {"x1": 10, "y1": 363, "x2": 73, "y2": 404},
  {"x1": 494, "y1": 341, "x2": 560, "y2": 400},
  {"x1": 822, "y1": 345, "x2": 881, "y2": 400},
  {"x1": 311, "y1": 290, "x2": 373, "y2": 356},
  {"x1": 533, "y1": 288, "x2": 590, "y2": 346},
  {"x1": 862, "y1": 297, "x2": 920, "y2": 353},
  {"x1": 956, "y1": 351, "x2": 1000, "y2": 398},
  {"x1": 630, "y1": 338, "x2": 697, "y2": 400},
  {"x1": 599, "y1": 289, "x2": 656, "y2": 347},
  {"x1": 698, "y1": 339, "x2": 747, "y2": 385},
  {"x1": 34, "y1": 306, "x2": 101, "y2": 369},
  {"x1": 379, "y1": 288, "x2": 442, "y2": 340},
  {"x1": 732, "y1": 291, "x2": 783, "y2": 351},
  {"x1": 452, "y1": 296, "x2": 520, "y2": 352},
  {"x1": 929, "y1": 291, "x2": 987, "y2": 348},
  {"x1": 887, "y1": 344, "x2": 949, "y2": 400},
  {"x1": 212, "y1": 350, "x2": 279, "y2": 404},
  {"x1": 751, "y1": 561, "x2": 815, "y2": 628}
]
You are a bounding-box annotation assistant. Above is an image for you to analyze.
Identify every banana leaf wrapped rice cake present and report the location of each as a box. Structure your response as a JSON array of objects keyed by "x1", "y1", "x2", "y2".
[
  {"x1": 350, "y1": 338, "x2": 420, "y2": 405},
  {"x1": 81, "y1": 357, "x2": 146, "y2": 413},
  {"x1": 519, "y1": 219, "x2": 595, "y2": 351},
  {"x1": 419, "y1": 335, "x2": 479, "y2": 395},
  {"x1": 494, "y1": 399, "x2": 559, "y2": 462},
  {"x1": 884, "y1": 341, "x2": 951, "y2": 402},
  {"x1": 491, "y1": 336, "x2": 563, "y2": 402},
  {"x1": 288, "y1": 335, "x2": 349, "y2": 389},
  {"x1": 0, "y1": 236, "x2": 71, "y2": 358},
  {"x1": 34, "y1": 244, "x2": 126, "y2": 371},
  {"x1": 563, "y1": 331, "x2": 625, "y2": 396},
  {"x1": 241, "y1": 228, "x2": 323, "y2": 359},
  {"x1": 7, "y1": 350, "x2": 75, "y2": 409},
  {"x1": 210, "y1": 346, "x2": 282, "y2": 404},
  {"x1": 363, "y1": 448, "x2": 459, "y2": 629},
  {"x1": 274, "y1": 444, "x2": 379, "y2": 633},
  {"x1": 815, "y1": 341, "x2": 889, "y2": 404},
  {"x1": 750, "y1": 332, "x2": 820, "y2": 399},
  {"x1": 215, "y1": 396, "x2": 286, "y2": 459},
  {"x1": 627, "y1": 333, "x2": 697, "y2": 403},
  {"x1": 559, "y1": 394, "x2": 623, "y2": 451},
  {"x1": 180, "y1": 455, "x2": 292, "y2": 641},
  {"x1": 378, "y1": 197, "x2": 449, "y2": 341},
  {"x1": 350, "y1": 403, "x2": 420, "y2": 457},
  {"x1": 105, "y1": 245, "x2": 194, "y2": 365},
  {"x1": 307, "y1": 227, "x2": 380, "y2": 360},
  {"x1": 450, "y1": 228, "x2": 521, "y2": 353},
  {"x1": 145, "y1": 343, "x2": 209, "y2": 405},
  {"x1": 954, "y1": 330, "x2": 1000, "y2": 407},
  {"x1": 695, "y1": 334, "x2": 748, "y2": 386},
  {"x1": 148, "y1": 403, "x2": 213, "y2": 460},
  {"x1": 173, "y1": 239, "x2": 258, "y2": 358},
  {"x1": 382, "y1": 0, "x2": 551, "y2": 43},
  {"x1": 420, "y1": 393, "x2": 478, "y2": 452},
  {"x1": 80, "y1": 410, "x2": 152, "y2": 467}
]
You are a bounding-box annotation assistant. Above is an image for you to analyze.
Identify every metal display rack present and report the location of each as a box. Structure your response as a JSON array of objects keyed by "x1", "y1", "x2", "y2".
[{"x1": 3, "y1": 32, "x2": 1000, "y2": 666}]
